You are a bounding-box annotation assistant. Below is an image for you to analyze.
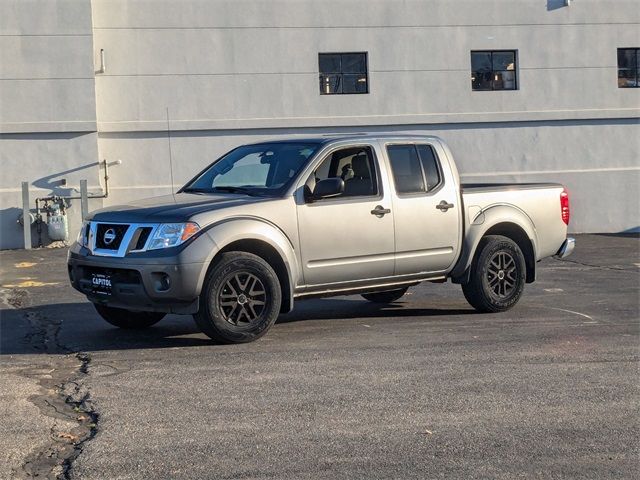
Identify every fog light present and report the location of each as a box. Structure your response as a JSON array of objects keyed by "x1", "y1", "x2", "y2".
[{"x1": 153, "y1": 273, "x2": 171, "y2": 292}]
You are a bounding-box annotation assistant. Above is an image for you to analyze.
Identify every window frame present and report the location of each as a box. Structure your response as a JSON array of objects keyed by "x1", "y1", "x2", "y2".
[
  {"x1": 617, "y1": 47, "x2": 640, "y2": 88},
  {"x1": 304, "y1": 143, "x2": 383, "y2": 204},
  {"x1": 384, "y1": 142, "x2": 445, "y2": 198},
  {"x1": 318, "y1": 52, "x2": 369, "y2": 95},
  {"x1": 470, "y1": 50, "x2": 519, "y2": 92}
]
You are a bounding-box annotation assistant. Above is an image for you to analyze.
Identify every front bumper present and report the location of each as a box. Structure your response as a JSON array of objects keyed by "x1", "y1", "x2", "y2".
[
  {"x1": 67, "y1": 245, "x2": 210, "y2": 314},
  {"x1": 554, "y1": 237, "x2": 576, "y2": 259}
]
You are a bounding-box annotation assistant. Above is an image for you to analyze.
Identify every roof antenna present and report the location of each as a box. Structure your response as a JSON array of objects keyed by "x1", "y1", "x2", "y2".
[{"x1": 166, "y1": 107, "x2": 176, "y2": 193}]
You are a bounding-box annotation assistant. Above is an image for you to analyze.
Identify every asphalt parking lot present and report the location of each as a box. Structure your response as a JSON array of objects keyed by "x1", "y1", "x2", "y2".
[{"x1": 1, "y1": 234, "x2": 638, "y2": 479}]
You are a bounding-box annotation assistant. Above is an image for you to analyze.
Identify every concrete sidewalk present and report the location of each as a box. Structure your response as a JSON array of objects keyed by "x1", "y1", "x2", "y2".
[{"x1": 1, "y1": 234, "x2": 638, "y2": 479}]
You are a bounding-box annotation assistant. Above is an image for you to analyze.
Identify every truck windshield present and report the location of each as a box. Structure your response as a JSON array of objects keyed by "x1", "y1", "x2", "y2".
[{"x1": 182, "y1": 142, "x2": 320, "y2": 196}]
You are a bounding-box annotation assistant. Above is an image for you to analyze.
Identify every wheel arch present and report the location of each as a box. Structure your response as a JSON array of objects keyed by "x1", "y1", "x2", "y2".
[
  {"x1": 482, "y1": 223, "x2": 536, "y2": 283},
  {"x1": 196, "y1": 218, "x2": 298, "y2": 313},
  {"x1": 451, "y1": 205, "x2": 538, "y2": 284}
]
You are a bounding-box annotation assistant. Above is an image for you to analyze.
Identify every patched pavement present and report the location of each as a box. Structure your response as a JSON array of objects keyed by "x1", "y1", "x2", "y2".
[{"x1": 1, "y1": 234, "x2": 638, "y2": 479}]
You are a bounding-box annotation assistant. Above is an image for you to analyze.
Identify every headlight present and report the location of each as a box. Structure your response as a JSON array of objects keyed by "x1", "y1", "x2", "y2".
[
  {"x1": 77, "y1": 221, "x2": 89, "y2": 246},
  {"x1": 147, "y1": 222, "x2": 200, "y2": 250}
]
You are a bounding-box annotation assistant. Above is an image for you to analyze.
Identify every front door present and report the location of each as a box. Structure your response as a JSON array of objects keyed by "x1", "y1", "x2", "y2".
[
  {"x1": 383, "y1": 142, "x2": 461, "y2": 276},
  {"x1": 296, "y1": 145, "x2": 395, "y2": 286}
]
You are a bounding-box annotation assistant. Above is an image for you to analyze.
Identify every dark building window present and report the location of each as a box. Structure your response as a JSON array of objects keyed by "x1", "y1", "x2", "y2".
[
  {"x1": 618, "y1": 48, "x2": 639, "y2": 88},
  {"x1": 319, "y1": 52, "x2": 368, "y2": 95},
  {"x1": 471, "y1": 50, "x2": 518, "y2": 91}
]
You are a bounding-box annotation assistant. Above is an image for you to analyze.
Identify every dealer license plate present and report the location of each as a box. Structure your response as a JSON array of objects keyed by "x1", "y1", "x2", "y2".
[{"x1": 91, "y1": 273, "x2": 112, "y2": 295}]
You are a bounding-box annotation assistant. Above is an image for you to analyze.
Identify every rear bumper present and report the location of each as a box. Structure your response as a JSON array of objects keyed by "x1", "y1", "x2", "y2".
[
  {"x1": 554, "y1": 237, "x2": 576, "y2": 259},
  {"x1": 68, "y1": 249, "x2": 205, "y2": 314}
]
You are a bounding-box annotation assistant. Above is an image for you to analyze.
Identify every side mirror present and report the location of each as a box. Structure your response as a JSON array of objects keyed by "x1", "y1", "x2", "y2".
[{"x1": 312, "y1": 178, "x2": 344, "y2": 200}]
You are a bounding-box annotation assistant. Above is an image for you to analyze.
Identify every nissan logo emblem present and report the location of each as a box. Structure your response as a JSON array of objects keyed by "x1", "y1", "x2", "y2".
[{"x1": 103, "y1": 228, "x2": 117, "y2": 245}]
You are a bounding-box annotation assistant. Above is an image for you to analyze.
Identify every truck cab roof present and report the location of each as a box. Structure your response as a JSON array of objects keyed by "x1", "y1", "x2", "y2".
[{"x1": 244, "y1": 133, "x2": 443, "y2": 148}]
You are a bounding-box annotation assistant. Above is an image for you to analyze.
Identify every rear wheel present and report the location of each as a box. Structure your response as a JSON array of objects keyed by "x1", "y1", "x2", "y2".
[
  {"x1": 361, "y1": 287, "x2": 408, "y2": 304},
  {"x1": 462, "y1": 235, "x2": 526, "y2": 313},
  {"x1": 194, "y1": 252, "x2": 281, "y2": 344},
  {"x1": 93, "y1": 304, "x2": 165, "y2": 329}
]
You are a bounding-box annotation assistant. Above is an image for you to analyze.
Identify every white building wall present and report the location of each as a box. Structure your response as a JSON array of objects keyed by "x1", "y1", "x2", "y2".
[
  {"x1": 1, "y1": 0, "x2": 639, "y2": 248},
  {"x1": 92, "y1": 0, "x2": 639, "y2": 129},
  {"x1": 0, "y1": 0, "x2": 102, "y2": 249}
]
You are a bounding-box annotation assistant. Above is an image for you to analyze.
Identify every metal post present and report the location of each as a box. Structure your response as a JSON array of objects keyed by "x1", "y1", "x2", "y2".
[
  {"x1": 21, "y1": 181, "x2": 31, "y2": 250},
  {"x1": 80, "y1": 179, "x2": 88, "y2": 220}
]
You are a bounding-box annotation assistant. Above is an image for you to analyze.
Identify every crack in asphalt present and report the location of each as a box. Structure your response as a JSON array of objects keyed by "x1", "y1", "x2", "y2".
[
  {"x1": 8, "y1": 290, "x2": 100, "y2": 480},
  {"x1": 552, "y1": 257, "x2": 632, "y2": 272}
]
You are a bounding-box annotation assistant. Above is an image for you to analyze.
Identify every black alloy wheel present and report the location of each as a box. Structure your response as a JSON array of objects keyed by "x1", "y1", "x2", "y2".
[
  {"x1": 194, "y1": 252, "x2": 281, "y2": 343},
  {"x1": 218, "y1": 272, "x2": 267, "y2": 326},
  {"x1": 485, "y1": 251, "x2": 518, "y2": 298},
  {"x1": 462, "y1": 235, "x2": 526, "y2": 313}
]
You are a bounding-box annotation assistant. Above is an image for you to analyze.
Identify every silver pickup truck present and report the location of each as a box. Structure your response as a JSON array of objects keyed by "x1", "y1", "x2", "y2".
[{"x1": 68, "y1": 135, "x2": 575, "y2": 343}]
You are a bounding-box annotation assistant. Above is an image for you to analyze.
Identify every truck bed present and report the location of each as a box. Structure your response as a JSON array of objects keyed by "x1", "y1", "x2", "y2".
[{"x1": 460, "y1": 182, "x2": 567, "y2": 260}]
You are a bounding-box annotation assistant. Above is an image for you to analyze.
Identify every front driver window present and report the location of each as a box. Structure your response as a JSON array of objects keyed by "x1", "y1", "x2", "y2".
[{"x1": 308, "y1": 146, "x2": 378, "y2": 198}]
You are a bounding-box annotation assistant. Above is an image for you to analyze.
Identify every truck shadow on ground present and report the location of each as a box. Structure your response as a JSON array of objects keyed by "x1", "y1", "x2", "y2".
[
  {"x1": 0, "y1": 298, "x2": 475, "y2": 355},
  {"x1": 277, "y1": 298, "x2": 474, "y2": 323}
]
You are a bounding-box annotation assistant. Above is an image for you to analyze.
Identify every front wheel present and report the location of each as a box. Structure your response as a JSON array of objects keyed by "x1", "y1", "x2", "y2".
[
  {"x1": 93, "y1": 304, "x2": 165, "y2": 329},
  {"x1": 361, "y1": 287, "x2": 408, "y2": 304},
  {"x1": 462, "y1": 235, "x2": 526, "y2": 313},
  {"x1": 193, "y1": 252, "x2": 281, "y2": 344}
]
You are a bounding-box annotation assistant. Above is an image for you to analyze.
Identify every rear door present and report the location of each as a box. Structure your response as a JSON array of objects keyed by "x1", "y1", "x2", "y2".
[
  {"x1": 296, "y1": 144, "x2": 395, "y2": 286},
  {"x1": 383, "y1": 141, "x2": 461, "y2": 275}
]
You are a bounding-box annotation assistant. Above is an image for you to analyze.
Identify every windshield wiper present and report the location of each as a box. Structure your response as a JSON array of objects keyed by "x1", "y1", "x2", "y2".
[
  {"x1": 182, "y1": 186, "x2": 268, "y2": 196},
  {"x1": 182, "y1": 187, "x2": 214, "y2": 194},
  {"x1": 210, "y1": 186, "x2": 266, "y2": 197}
]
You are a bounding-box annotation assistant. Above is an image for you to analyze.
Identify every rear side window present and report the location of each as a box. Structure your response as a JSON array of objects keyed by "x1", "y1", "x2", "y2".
[
  {"x1": 386, "y1": 145, "x2": 425, "y2": 194},
  {"x1": 387, "y1": 144, "x2": 442, "y2": 194}
]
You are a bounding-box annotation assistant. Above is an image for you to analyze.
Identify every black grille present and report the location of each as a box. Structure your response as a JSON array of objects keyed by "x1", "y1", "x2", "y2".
[
  {"x1": 133, "y1": 227, "x2": 153, "y2": 251},
  {"x1": 95, "y1": 223, "x2": 129, "y2": 250}
]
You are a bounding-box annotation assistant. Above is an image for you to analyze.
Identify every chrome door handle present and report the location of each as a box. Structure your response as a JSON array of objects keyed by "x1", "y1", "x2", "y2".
[
  {"x1": 436, "y1": 200, "x2": 454, "y2": 212},
  {"x1": 371, "y1": 205, "x2": 391, "y2": 217}
]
